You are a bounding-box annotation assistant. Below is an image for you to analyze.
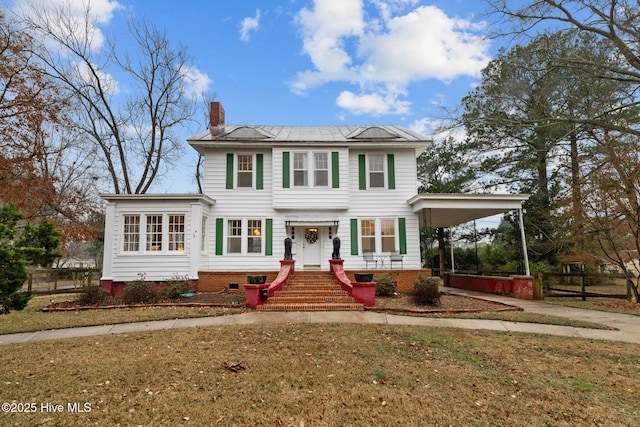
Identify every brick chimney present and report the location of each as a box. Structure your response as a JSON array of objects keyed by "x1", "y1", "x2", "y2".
[{"x1": 209, "y1": 102, "x2": 225, "y2": 135}]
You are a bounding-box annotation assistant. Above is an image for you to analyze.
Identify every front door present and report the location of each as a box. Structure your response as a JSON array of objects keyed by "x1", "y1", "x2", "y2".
[{"x1": 303, "y1": 227, "x2": 322, "y2": 269}]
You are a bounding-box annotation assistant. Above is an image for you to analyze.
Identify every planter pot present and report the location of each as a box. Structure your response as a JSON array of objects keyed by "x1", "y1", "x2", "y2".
[
  {"x1": 247, "y1": 275, "x2": 267, "y2": 284},
  {"x1": 354, "y1": 273, "x2": 374, "y2": 282}
]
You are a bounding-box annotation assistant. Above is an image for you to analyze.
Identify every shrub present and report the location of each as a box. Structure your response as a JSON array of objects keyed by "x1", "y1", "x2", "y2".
[
  {"x1": 374, "y1": 272, "x2": 397, "y2": 297},
  {"x1": 123, "y1": 274, "x2": 157, "y2": 304},
  {"x1": 77, "y1": 285, "x2": 109, "y2": 305},
  {"x1": 412, "y1": 273, "x2": 441, "y2": 306},
  {"x1": 164, "y1": 274, "x2": 193, "y2": 299}
]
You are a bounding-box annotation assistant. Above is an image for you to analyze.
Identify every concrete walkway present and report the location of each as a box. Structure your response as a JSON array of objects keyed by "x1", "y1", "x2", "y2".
[{"x1": 2, "y1": 287, "x2": 639, "y2": 346}]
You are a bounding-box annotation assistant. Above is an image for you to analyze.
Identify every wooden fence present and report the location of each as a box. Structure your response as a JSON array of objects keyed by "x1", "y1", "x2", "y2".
[
  {"x1": 537, "y1": 272, "x2": 629, "y2": 301},
  {"x1": 22, "y1": 268, "x2": 101, "y2": 293}
]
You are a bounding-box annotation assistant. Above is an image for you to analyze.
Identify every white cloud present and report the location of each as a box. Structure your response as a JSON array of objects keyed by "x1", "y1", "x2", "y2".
[
  {"x1": 291, "y1": 1, "x2": 491, "y2": 116},
  {"x1": 336, "y1": 89, "x2": 411, "y2": 115},
  {"x1": 15, "y1": 0, "x2": 123, "y2": 51},
  {"x1": 240, "y1": 9, "x2": 261, "y2": 42},
  {"x1": 183, "y1": 66, "x2": 214, "y2": 99}
]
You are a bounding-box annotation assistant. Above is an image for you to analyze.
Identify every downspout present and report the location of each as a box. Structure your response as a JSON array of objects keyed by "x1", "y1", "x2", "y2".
[{"x1": 518, "y1": 207, "x2": 531, "y2": 276}]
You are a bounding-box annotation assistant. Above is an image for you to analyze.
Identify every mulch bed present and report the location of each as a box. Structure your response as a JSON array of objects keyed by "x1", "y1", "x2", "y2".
[{"x1": 41, "y1": 290, "x2": 519, "y2": 314}]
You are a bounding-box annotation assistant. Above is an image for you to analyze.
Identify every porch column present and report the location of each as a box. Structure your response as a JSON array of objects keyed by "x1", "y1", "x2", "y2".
[{"x1": 518, "y1": 208, "x2": 530, "y2": 276}]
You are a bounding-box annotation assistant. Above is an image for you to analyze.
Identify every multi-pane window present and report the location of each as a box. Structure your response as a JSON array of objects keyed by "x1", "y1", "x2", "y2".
[
  {"x1": 361, "y1": 219, "x2": 376, "y2": 253},
  {"x1": 123, "y1": 215, "x2": 140, "y2": 252},
  {"x1": 247, "y1": 220, "x2": 262, "y2": 253},
  {"x1": 168, "y1": 215, "x2": 185, "y2": 251},
  {"x1": 146, "y1": 215, "x2": 163, "y2": 251},
  {"x1": 381, "y1": 219, "x2": 396, "y2": 252},
  {"x1": 237, "y1": 155, "x2": 253, "y2": 187},
  {"x1": 369, "y1": 155, "x2": 385, "y2": 188},
  {"x1": 294, "y1": 153, "x2": 308, "y2": 186},
  {"x1": 201, "y1": 217, "x2": 207, "y2": 252},
  {"x1": 227, "y1": 219, "x2": 242, "y2": 253},
  {"x1": 314, "y1": 153, "x2": 329, "y2": 187}
]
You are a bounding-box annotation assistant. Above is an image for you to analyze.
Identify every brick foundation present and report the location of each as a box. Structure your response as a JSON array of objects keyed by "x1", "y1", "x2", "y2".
[
  {"x1": 345, "y1": 269, "x2": 432, "y2": 293},
  {"x1": 198, "y1": 271, "x2": 279, "y2": 293}
]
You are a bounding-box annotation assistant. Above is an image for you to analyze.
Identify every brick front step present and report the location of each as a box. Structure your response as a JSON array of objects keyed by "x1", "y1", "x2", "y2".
[
  {"x1": 256, "y1": 271, "x2": 364, "y2": 312},
  {"x1": 256, "y1": 302, "x2": 364, "y2": 312}
]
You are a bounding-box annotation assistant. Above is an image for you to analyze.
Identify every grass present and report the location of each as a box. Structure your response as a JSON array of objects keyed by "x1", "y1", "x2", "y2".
[
  {"x1": 1, "y1": 293, "x2": 615, "y2": 336},
  {"x1": 1, "y1": 324, "x2": 639, "y2": 426},
  {"x1": 0, "y1": 294, "x2": 244, "y2": 335},
  {"x1": 543, "y1": 296, "x2": 640, "y2": 317}
]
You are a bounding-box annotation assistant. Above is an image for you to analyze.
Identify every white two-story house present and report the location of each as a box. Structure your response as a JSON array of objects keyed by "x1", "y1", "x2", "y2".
[{"x1": 100, "y1": 102, "x2": 435, "y2": 294}]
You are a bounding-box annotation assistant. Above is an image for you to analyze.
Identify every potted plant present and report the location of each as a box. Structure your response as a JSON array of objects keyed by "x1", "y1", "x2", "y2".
[
  {"x1": 247, "y1": 275, "x2": 268, "y2": 284},
  {"x1": 354, "y1": 273, "x2": 374, "y2": 282}
]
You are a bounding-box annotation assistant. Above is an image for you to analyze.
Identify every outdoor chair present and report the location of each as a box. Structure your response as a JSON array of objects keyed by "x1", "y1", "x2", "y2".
[
  {"x1": 363, "y1": 252, "x2": 377, "y2": 269},
  {"x1": 390, "y1": 251, "x2": 403, "y2": 269}
]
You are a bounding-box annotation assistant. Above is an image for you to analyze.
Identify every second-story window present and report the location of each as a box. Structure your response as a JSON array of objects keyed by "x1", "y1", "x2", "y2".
[
  {"x1": 237, "y1": 155, "x2": 253, "y2": 187},
  {"x1": 294, "y1": 153, "x2": 308, "y2": 186},
  {"x1": 314, "y1": 153, "x2": 328, "y2": 187},
  {"x1": 369, "y1": 154, "x2": 385, "y2": 188}
]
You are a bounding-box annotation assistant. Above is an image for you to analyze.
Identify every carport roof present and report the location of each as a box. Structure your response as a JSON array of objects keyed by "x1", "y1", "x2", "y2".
[{"x1": 408, "y1": 193, "x2": 530, "y2": 228}]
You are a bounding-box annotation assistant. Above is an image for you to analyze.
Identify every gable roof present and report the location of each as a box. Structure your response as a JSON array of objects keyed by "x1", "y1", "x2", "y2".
[{"x1": 188, "y1": 124, "x2": 431, "y2": 154}]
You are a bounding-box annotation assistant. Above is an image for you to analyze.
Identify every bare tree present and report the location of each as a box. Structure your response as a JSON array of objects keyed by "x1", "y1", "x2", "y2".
[{"x1": 17, "y1": 0, "x2": 198, "y2": 194}]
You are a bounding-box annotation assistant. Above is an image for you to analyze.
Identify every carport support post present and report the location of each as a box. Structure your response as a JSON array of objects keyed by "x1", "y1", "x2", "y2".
[{"x1": 518, "y1": 208, "x2": 530, "y2": 276}]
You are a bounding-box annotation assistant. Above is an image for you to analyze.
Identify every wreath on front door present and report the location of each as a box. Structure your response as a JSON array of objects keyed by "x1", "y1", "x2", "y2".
[{"x1": 305, "y1": 229, "x2": 318, "y2": 244}]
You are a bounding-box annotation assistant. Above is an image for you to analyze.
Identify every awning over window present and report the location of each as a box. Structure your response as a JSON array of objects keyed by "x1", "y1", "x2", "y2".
[
  {"x1": 408, "y1": 193, "x2": 530, "y2": 228},
  {"x1": 284, "y1": 217, "x2": 340, "y2": 227}
]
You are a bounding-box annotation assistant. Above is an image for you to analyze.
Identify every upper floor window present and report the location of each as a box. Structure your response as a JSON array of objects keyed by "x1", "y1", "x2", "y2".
[
  {"x1": 226, "y1": 153, "x2": 264, "y2": 190},
  {"x1": 314, "y1": 153, "x2": 329, "y2": 187},
  {"x1": 237, "y1": 155, "x2": 253, "y2": 187},
  {"x1": 294, "y1": 153, "x2": 308, "y2": 186},
  {"x1": 358, "y1": 153, "x2": 395, "y2": 190},
  {"x1": 369, "y1": 154, "x2": 385, "y2": 188}
]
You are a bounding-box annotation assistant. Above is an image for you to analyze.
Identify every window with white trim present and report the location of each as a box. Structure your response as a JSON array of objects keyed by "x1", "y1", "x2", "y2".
[
  {"x1": 247, "y1": 220, "x2": 262, "y2": 253},
  {"x1": 380, "y1": 218, "x2": 396, "y2": 252},
  {"x1": 361, "y1": 219, "x2": 376, "y2": 253},
  {"x1": 201, "y1": 216, "x2": 208, "y2": 252},
  {"x1": 123, "y1": 215, "x2": 140, "y2": 252},
  {"x1": 168, "y1": 215, "x2": 185, "y2": 251},
  {"x1": 360, "y1": 218, "x2": 399, "y2": 254},
  {"x1": 369, "y1": 154, "x2": 385, "y2": 188},
  {"x1": 293, "y1": 153, "x2": 308, "y2": 186},
  {"x1": 227, "y1": 219, "x2": 242, "y2": 253},
  {"x1": 237, "y1": 154, "x2": 253, "y2": 187},
  {"x1": 146, "y1": 215, "x2": 163, "y2": 251},
  {"x1": 314, "y1": 153, "x2": 328, "y2": 187}
]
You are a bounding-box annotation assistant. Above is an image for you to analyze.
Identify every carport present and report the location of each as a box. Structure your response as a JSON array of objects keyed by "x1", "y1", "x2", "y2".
[{"x1": 408, "y1": 193, "x2": 532, "y2": 276}]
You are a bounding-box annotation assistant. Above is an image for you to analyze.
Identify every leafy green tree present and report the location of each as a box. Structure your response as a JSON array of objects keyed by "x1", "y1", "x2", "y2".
[
  {"x1": 0, "y1": 204, "x2": 62, "y2": 313},
  {"x1": 417, "y1": 136, "x2": 477, "y2": 274}
]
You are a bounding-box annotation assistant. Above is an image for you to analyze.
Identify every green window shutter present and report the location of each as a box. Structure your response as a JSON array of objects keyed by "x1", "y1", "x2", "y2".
[
  {"x1": 282, "y1": 152, "x2": 290, "y2": 189},
  {"x1": 331, "y1": 151, "x2": 340, "y2": 188},
  {"x1": 265, "y1": 218, "x2": 273, "y2": 256},
  {"x1": 350, "y1": 218, "x2": 359, "y2": 255},
  {"x1": 215, "y1": 218, "x2": 224, "y2": 255},
  {"x1": 358, "y1": 155, "x2": 366, "y2": 190},
  {"x1": 398, "y1": 217, "x2": 407, "y2": 254},
  {"x1": 256, "y1": 154, "x2": 264, "y2": 190},
  {"x1": 225, "y1": 154, "x2": 234, "y2": 189},
  {"x1": 387, "y1": 154, "x2": 395, "y2": 190}
]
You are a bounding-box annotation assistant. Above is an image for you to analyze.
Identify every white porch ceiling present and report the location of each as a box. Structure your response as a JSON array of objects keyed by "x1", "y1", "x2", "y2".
[{"x1": 408, "y1": 193, "x2": 530, "y2": 228}]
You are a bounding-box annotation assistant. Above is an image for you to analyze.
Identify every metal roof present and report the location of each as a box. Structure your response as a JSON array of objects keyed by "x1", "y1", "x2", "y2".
[{"x1": 188, "y1": 124, "x2": 432, "y2": 154}]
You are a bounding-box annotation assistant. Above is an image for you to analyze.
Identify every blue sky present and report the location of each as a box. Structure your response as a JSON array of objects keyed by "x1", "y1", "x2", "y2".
[{"x1": 11, "y1": 0, "x2": 501, "y2": 193}]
